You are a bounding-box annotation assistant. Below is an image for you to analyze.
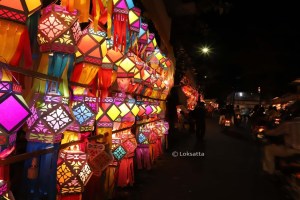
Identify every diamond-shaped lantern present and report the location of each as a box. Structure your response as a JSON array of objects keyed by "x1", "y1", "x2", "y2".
[
  {"x1": 127, "y1": 53, "x2": 144, "y2": 94},
  {"x1": 76, "y1": 27, "x2": 107, "y2": 65},
  {"x1": 0, "y1": 0, "x2": 41, "y2": 24},
  {"x1": 0, "y1": 81, "x2": 31, "y2": 150},
  {"x1": 128, "y1": 7, "x2": 141, "y2": 49},
  {"x1": 37, "y1": 4, "x2": 81, "y2": 53},
  {"x1": 114, "y1": 93, "x2": 139, "y2": 125},
  {"x1": 117, "y1": 53, "x2": 136, "y2": 78},
  {"x1": 57, "y1": 150, "x2": 93, "y2": 194},
  {"x1": 138, "y1": 23, "x2": 149, "y2": 57},
  {"x1": 67, "y1": 96, "x2": 97, "y2": 132},
  {"x1": 99, "y1": 49, "x2": 123, "y2": 98},
  {"x1": 148, "y1": 49, "x2": 164, "y2": 73},
  {"x1": 87, "y1": 142, "x2": 113, "y2": 176},
  {"x1": 96, "y1": 97, "x2": 121, "y2": 128},
  {"x1": 26, "y1": 93, "x2": 74, "y2": 144},
  {"x1": 145, "y1": 33, "x2": 157, "y2": 57}
]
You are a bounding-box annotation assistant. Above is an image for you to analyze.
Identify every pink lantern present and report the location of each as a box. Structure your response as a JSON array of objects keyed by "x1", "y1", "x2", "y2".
[{"x1": 0, "y1": 80, "x2": 31, "y2": 151}]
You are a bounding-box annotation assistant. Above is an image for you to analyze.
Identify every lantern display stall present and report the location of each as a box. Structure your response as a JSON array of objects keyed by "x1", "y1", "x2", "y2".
[{"x1": 0, "y1": 0, "x2": 175, "y2": 199}]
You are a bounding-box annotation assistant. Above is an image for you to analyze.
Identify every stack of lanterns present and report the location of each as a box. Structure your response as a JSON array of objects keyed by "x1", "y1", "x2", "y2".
[{"x1": 0, "y1": 0, "x2": 175, "y2": 199}]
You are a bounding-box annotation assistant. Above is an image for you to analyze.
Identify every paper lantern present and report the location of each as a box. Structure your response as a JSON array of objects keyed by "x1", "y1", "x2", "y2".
[
  {"x1": 145, "y1": 33, "x2": 157, "y2": 55},
  {"x1": 138, "y1": 23, "x2": 149, "y2": 56},
  {"x1": 112, "y1": 144, "x2": 127, "y2": 161},
  {"x1": 127, "y1": 53, "x2": 144, "y2": 93},
  {"x1": 0, "y1": 81, "x2": 31, "y2": 148},
  {"x1": 26, "y1": 93, "x2": 74, "y2": 143},
  {"x1": 117, "y1": 54, "x2": 136, "y2": 78},
  {"x1": 114, "y1": 93, "x2": 139, "y2": 124},
  {"x1": 37, "y1": 4, "x2": 81, "y2": 53},
  {"x1": 57, "y1": 150, "x2": 93, "y2": 194},
  {"x1": 148, "y1": 49, "x2": 164, "y2": 73},
  {"x1": 129, "y1": 7, "x2": 141, "y2": 33},
  {"x1": 67, "y1": 96, "x2": 97, "y2": 132},
  {"x1": 128, "y1": 7, "x2": 141, "y2": 49},
  {"x1": 87, "y1": 142, "x2": 113, "y2": 176},
  {"x1": 96, "y1": 97, "x2": 121, "y2": 128},
  {"x1": 112, "y1": 0, "x2": 134, "y2": 51},
  {"x1": 76, "y1": 28, "x2": 107, "y2": 65},
  {"x1": 0, "y1": 0, "x2": 41, "y2": 24},
  {"x1": 99, "y1": 49, "x2": 123, "y2": 98}
]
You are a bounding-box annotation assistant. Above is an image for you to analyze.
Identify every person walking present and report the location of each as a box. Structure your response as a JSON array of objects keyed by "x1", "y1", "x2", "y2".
[{"x1": 191, "y1": 102, "x2": 206, "y2": 141}]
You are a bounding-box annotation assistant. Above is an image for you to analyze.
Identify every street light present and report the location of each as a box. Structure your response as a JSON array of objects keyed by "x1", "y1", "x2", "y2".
[{"x1": 198, "y1": 45, "x2": 211, "y2": 56}]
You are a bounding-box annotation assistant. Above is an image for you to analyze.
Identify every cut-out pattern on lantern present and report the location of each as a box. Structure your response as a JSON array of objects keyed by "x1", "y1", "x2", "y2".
[
  {"x1": 67, "y1": 96, "x2": 97, "y2": 132},
  {"x1": 37, "y1": 4, "x2": 81, "y2": 53},
  {"x1": 26, "y1": 94, "x2": 74, "y2": 143},
  {"x1": 57, "y1": 150, "x2": 93, "y2": 194},
  {"x1": 87, "y1": 142, "x2": 113, "y2": 176},
  {"x1": 0, "y1": 0, "x2": 42, "y2": 24}
]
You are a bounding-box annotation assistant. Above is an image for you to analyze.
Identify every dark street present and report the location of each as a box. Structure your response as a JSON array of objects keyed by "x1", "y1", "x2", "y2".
[{"x1": 115, "y1": 118, "x2": 288, "y2": 200}]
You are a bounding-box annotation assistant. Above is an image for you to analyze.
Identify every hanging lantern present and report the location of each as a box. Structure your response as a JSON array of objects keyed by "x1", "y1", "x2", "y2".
[
  {"x1": 87, "y1": 142, "x2": 113, "y2": 176},
  {"x1": 0, "y1": 0, "x2": 41, "y2": 24},
  {"x1": 76, "y1": 27, "x2": 107, "y2": 65},
  {"x1": 140, "y1": 65, "x2": 153, "y2": 97},
  {"x1": 96, "y1": 97, "x2": 121, "y2": 128},
  {"x1": 127, "y1": 53, "x2": 144, "y2": 94},
  {"x1": 115, "y1": 53, "x2": 136, "y2": 95},
  {"x1": 137, "y1": 23, "x2": 149, "y2": 57},
  {"x1": 57, "y1": 150, "x2": 93, "y2": 194},
  {"x1": 145, "y1": 33, "x2": 157, "y2": 58},
  {"x1": 26, "y1": 93, "x2": 74, "y2": 143},
  {"x1": 148, "y1": 48, "x2": 164, "y2": 74},
  {"x1": 37, "y1": 4, "x2": 81, "y2": 54},
  {"x1": 114, "y1": 94, "x2": 139, "y2": 125},
  {"x1": 128, "y1": 7, "x2": 141, "y2": 51},
  {"x1": 117, "y1": 53, "x2": 136, "y2": 78},
  {"x1": 99, "y1": 49, "x2": 123, "y2": 98},
  {"x1": 67, "y1": 96, "x2": 97, "y2": 132},
  {"x1": 0, "y1": 80, "x2": 31, "y2": 151},
  {"x1": 112, "y1": 0, "x2": 134, "y2": 51},
  {"x1": 111, "y1": 137, "x2": 127, "y2": 161}
]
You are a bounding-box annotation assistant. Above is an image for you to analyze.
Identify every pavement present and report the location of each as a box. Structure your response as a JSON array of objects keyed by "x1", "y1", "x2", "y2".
[{"x1": 113, "y1": 117, "x2": 290, "y2": 200}]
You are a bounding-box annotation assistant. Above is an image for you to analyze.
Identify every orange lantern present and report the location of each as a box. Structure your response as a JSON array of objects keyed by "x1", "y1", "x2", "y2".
[{"x1": 0, "y1": 0, "x2": 41, "y2": 24}]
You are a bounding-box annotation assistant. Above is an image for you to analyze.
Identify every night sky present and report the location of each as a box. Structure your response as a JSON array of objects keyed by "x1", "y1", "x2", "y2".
[{"x1": 170, "y1": 0, "x2": 300, "y2": 100}]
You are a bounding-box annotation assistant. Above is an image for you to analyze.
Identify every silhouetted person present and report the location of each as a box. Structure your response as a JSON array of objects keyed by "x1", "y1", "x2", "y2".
[{"x1": 191, "y1": 102, "x2": 206, "y2": 141}]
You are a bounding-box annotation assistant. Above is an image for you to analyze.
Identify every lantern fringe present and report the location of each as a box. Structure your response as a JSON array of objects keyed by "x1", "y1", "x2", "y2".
[
  {"x1": 136, "y1": 145, "x2": 152, "y2": 170},
  {"x1": 113, "y1": 13, "x2": 128, "y2": 52},
  {"x1": 117, "y1": 157, "x2": 134, "y2": 187}
]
